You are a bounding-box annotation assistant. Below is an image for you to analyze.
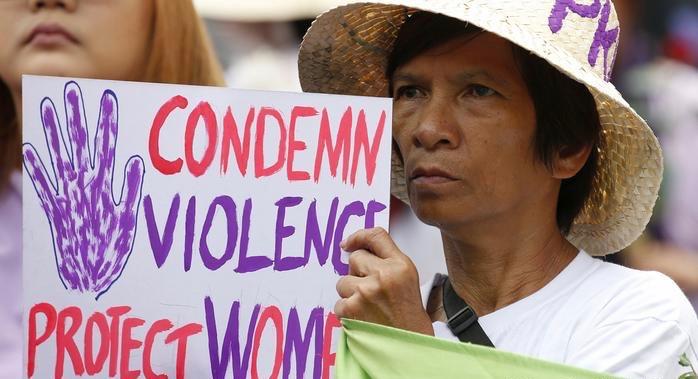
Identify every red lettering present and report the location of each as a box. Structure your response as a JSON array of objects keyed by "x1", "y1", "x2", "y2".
[
  {"x1": 26, "y1": 304, "x2": 202, "y2": 378},
  {"x1": 322, "y1": 313, "x2": 341, "y2": 379},
  {"x1": 351, "y1": 110, "x2": 386, "y2": 185},
  {"x1": 107, "y1": 306, "x2": 131, "y2": 377},
  {"x1": 165, "y1": 323, "x2": 203, "y2": 379},
  {"x1": 151, "y1": 100, "x2": 388, "y2": 184},
  {"x1": 143, "y1": 319, "x2": 173, "y2": 379},
  {"x1": 314, "y1": 107, "x2": 352, "y2": 183},
  {"x1": 56, "y1": 306, "x2": 85, "y2": 378},
  {"x1": 27, "y1": 303, "x2": 57, "y2": 378},
  {"x1": 120, "y1": 318, "x2": 145, "y2": 379},
  {"x1": 254, "y1": 107, "x2": 287, "y2": 178},
  {"x1": 221, "y1": 106, "x2": 255, "y2": 176},
  {"x1": 84, "y1": 312, "x2": 110, "y2": 375},
  {"x1": 251, "y1": 306, "x2": 284, "y2": 379},
  {"x1": 287, "y1": 106, "x2": 317, "y2": 181},
  {"x1": 184, "y1": 101, "x2": 218, "y2": 177},
  {"x1": 150, "y1": 95, "x2": 188, "y2": 175}
]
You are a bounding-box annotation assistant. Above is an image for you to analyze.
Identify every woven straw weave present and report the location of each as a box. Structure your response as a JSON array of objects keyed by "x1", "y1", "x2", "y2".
[{"x1": 298, "y1": 0, "x2": 663, "y2": 256}]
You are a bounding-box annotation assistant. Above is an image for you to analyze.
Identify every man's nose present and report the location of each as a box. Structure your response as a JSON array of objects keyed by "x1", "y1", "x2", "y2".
[
  {"x1": 411, "y1": 97, "x2": 460, "y2": 151},
  {"x1": 28, "y1": 0, "x2": 77, "y2": 12}
]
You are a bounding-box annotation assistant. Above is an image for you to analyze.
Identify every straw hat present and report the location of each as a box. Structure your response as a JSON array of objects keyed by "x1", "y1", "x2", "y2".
[{"x1": 298, "y1": 0, "x2": 663, "y2": 256}]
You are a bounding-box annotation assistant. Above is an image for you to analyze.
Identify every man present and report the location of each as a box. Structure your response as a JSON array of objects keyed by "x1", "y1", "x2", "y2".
[{"x1": 298, "y1": 1, "x2": 698, "y2": 377}]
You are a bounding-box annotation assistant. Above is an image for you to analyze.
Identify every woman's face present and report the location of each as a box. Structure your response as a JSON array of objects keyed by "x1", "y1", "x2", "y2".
[
  {"x1": 0, "y1": 0, "x2": 153, "y2": 94},
  {"x1": 391, "y1": 32, "x2": 557, "y2": 232}
]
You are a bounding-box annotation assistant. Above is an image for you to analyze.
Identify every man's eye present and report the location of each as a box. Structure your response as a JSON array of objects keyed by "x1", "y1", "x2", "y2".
[
  {"x1": 467, "y1": 85, "x2": 496, "y2": 97},
  {"x1": 395, "y1": 86, "x2": 424, "y2": 100}
]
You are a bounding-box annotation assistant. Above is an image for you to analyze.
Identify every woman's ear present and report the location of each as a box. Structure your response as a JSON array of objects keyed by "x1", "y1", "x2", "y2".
[{"x1": 552, "y1": 144, "x2": 593, "y2": 179}]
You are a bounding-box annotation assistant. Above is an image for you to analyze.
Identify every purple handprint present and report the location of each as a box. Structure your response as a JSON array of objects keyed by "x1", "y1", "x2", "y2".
[{"x1": 23, "y1": 81, "x2": 145, "y2": 299}]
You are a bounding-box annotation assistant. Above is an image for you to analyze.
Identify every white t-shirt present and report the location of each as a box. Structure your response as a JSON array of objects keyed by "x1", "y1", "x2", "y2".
[{"x1": 422, "y1": 251, "x2": 698, "y2": 378}]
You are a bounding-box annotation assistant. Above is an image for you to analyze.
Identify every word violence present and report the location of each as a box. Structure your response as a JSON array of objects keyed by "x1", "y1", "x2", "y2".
[{"x1": 143, "y1": 195, "x2": 387, "y2": 275}]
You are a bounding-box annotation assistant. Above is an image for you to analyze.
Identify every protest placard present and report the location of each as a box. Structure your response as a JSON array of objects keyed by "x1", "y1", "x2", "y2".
[{"x1": 22, "y1": 75, "x2": 392, "y2": 379}]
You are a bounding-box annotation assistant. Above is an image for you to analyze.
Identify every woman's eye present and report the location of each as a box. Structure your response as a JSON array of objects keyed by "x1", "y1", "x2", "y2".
[
  {"x1": 467, "y1": 85, "x2": 496, "y2": 97},
  {"x1": 394, "y1": 86, "x2": 424, "y2": 100}
]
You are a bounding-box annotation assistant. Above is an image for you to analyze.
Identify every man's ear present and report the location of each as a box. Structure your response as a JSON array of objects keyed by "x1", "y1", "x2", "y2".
[{"x1": 552, "y1": 144, "x2": 592, "y2": 179}]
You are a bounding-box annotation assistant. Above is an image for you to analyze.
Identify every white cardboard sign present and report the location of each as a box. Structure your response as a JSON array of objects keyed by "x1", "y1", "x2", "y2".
[{"x1": 22, "y1": 76, "x2": 392, "y2": 378}]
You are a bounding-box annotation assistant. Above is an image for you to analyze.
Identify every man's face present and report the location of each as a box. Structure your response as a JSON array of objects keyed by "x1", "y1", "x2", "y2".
[{"x1": 391, "y1": 32, "x2": 559, "y2": 233}]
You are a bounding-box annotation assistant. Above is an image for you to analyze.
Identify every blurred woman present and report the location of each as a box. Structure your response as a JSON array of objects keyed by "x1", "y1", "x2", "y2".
[{"x1": 0, "y1": 1, "x2": 223, "y2": 377}]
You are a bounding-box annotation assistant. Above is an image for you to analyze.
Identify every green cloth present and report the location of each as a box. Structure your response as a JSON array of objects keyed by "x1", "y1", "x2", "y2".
[{"x1": 337, "y1": 319, "x2": 619, "y2": 379}]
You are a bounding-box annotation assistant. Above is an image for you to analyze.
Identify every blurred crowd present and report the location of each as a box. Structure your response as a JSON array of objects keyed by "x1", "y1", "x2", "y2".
[{"x1": 610, "y1": 0, "x2": 698, "y2": 310}]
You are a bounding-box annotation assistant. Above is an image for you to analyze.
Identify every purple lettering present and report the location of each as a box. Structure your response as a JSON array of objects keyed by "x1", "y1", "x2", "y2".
[
  {"x1": 200, "y1": 196, "x2": 239, "y2": 271},
  {"x1": 235, "y1": 199, "x2": 273, "y2": 273},
  {"x1": 184, "y1": 196, "x2": 196, "y2": 272},
  {"x1": 274, "y1": 197, "x2": 304, "y2": 271},
  {"x1": 304, "y1": 198, "x2": 339, "y2": 266},
  {"x1": 364, "y1": 200, "x2": 387, "y2": 229},
  {"x1": 332, "y1": 201, "x2": 365, "y2": 275},
  {"x1": 282, "y1": 307, "x2": 324, "y2": 379},
  {"x1": 548, "y1": 0, "x2": 601, "y2": 32},
  {"x1": 548, "y1": 0, "x2": 619, "y2": 81},
  {"x1": 143, "y1": 194, "x2": 180, "y2": 268},
  {"x1": 589, "y1": 0, "x2": 619, "y2": 81},
  {"x1": 204, "y1": 297, "x2": 261, "y2": 379}
]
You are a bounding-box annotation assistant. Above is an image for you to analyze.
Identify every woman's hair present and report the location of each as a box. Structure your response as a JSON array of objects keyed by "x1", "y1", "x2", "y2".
[
  {"x1": 387, "y1": 12, "x2": 601, "y2": 235},
  {"x1": 142, "y1": 0, "x2": 224, "y2": 86},
  {"x1": 0, "y1": 0, "x2": 225, "y2": 189},
  {"x1": 0, "y1": 83, "x2": 18, "y2": 191}
]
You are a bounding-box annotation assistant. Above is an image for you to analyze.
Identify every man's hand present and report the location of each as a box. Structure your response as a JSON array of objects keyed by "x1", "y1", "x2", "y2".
[{"x1": 335, "y1": 227, "x2": 434, "y2": 335}]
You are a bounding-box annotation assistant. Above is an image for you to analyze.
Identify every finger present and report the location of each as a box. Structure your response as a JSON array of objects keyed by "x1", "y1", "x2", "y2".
[
  {"x1": 40, "y1": 97, "x2": 73, "y2": 184},
  {"x1": 94, "y1": 90, "x2": 118, "y2": 183},
  {"x1": 347, "y1": 249, "x2": 382, "y2": 276},
  {"x1": 118, "y1": 155, "x2": 145, "y2": 211},
  {"x1": 336, "y1": 275, "x2": 364, "y2": 298},
  {"x1": 341, "y1": 227, "x2": 401, "y2": 259},
  {"x1": 22, "y1": 143, "x2": 57, "y2": 211},
  {"x1": 334, "y1": 296, "x2": 360, "y2": 319},
  {"x1": 64, "y1": 81, "x2": 91, "y2": 170}
]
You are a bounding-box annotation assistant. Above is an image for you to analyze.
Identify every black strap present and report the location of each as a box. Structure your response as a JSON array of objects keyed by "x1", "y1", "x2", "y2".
[{"x1": 442, "y1": 278, "x2": 494, "y2": 347}]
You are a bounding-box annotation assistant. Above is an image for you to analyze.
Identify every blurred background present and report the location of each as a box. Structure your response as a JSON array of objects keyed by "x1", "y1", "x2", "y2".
[{"x1": 193, "y1": 0, "x2": 697, "y2": 309}]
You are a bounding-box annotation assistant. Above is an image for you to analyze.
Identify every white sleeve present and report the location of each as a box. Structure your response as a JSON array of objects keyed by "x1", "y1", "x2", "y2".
[
  {"x1": 567, "y1": 317, "x2": 696, "y2": 378},
  {"x1": 567, "y1": 272, "x2": 698, "y2": 379}
]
